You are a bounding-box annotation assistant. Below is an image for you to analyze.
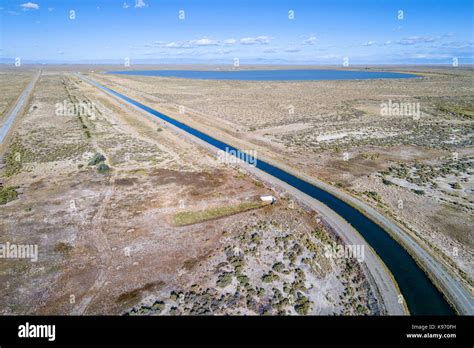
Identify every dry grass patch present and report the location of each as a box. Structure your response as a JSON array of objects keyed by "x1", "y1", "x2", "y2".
[
  {"x1": 0, "y1": 186, "x2": 18, "y2": 205},
  {"x1": 172, "y1": 201, "x2": 267, "y2": 226}
]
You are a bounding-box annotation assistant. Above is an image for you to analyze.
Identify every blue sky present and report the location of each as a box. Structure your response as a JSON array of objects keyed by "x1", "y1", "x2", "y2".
[{"x1": 0, "y1": 0, "x2": 473, "y2": 64}]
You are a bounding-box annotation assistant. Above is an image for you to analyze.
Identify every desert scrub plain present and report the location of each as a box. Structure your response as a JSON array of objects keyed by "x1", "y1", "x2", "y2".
[
  {"x1": 0, "y1": 69, "x2": 377, "y2": 315},
  {"x1": 90, "y1": 66, "x2": 473, "y2": 292},
  {"x1": 127, "y1": 207, "x2": 376, "y2": 315}
]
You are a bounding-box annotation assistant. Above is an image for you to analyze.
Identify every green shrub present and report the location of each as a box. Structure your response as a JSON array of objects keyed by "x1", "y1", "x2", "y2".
[
  {"x1": 294, "y1": 293, "x2": 311, "y2": 315},
  {"x1": 262, "y1": 271, "x2": 279, "y2": 283},
  {"x1": 169, "y1": 291, "x2": 178, "y2": 301},
  {"x1": 151, "y1": 301, "x2": 165, "y2": 313},
  {"x1": 450, "y1": 182, "x2": 462, "y2": 189},
  {"x1": 88, "y1": 152, "x2": 106, "y2": 165},
  {"x1": 272, "y1": 262, "x2": 285, "y2": 273},
  {"x1": 169, "y1": 306, "x2": 179, "y2": 315},
  {"x1": 0, "y1": 186, "x2": 18, "y2": 205},
  {"x1": 4, "y1": 140, "x2": 31, "y2": 177},
  {"x1": 237, "y1": 274, "x2": 249, "y2": 284},
  {"x1": 97, "y1": 163, "x2": 110, "y2": 173},
  {"x1": 216, "y1": 272, "x2": 233, "y2": 288},
  {"x1": 54, "y1": 242, "x2": 73, "y2": 255},
  {"x1": 364, "y1": 191, "x2": 382, "y2": 202}
]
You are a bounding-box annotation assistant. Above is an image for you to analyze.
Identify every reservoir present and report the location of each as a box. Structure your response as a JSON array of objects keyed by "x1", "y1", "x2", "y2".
[
  {"x1": 107, "y1": 69, "x2": 418, "y2": 81},
  {"x1": 81, "y1": 74, "x2": 453, "y2": 315}
]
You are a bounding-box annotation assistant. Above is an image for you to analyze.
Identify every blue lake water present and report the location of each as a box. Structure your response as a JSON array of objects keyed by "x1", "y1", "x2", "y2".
[
  {"x1": 82, "y1": 74, "x2": 452, "y2": 315},
  {"x1": 106, "y1": 69, "x2": 418, "y2": 81}
]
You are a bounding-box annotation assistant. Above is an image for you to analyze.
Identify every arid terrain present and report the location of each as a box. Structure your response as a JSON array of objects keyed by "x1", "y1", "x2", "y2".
[
  {"x1": 0, "y1": 70, "x2": 35, "y2": 126},
  {"x1": 84, "y1": 66, "x2": 473, "y2": 296},
  {"x1": 0, "y1": 69, "x2": 381, "y2": 315}
]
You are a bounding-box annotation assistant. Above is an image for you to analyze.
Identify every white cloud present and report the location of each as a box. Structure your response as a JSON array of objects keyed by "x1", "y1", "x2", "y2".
[
  {"x1": 316, "y1": 54, "x2": 341, "y2": 59},
  {"x1": 397, "y1": 36, "x2": 438, "y2": 45},
  {"x1": 284, "y1": 48, "x2": 300, "y2": 53},
  {"x1": 240, "y1": 36, "x2": 271, "y2": 45},
  {"x1": 123, "y1": 2, "x2": 130, "y2": 9},
  {"x1": 192, "y1": 38, "x2": 219, "y2": 46},
  {"x1": 384, "y1": 40, "x2": 392, "y2": 45},
  {"x1": 161, "y1": 38, "x2": 219, "y2": 49},
  {"x1": 302, "y1": 35, "x2": 317, "y2": 45},
  {"x1": 412, "y1": 53, "x2": 451, "y2": 59},
  {"x1": 224, "y1": 38, "x2": 237, "y2": 45},
  {"x1": 135, "y1": 0, "x2": 148, "y2": 9},
  {"x1": 160, "y1": 36, "x2": 275, "y2": 50},
  {"x1": 48, "y1": 7, "x2": 54, "y2": 12},
  {"x1": 165, "y1": 42, "x2": 181, "y2": 48},
  {"x1": 21, "y1": 2, "x2": 39, "y2": 10},
  {"x1": 363, "y1": 41, "x2": 376, "y2": 46},
  {"x1": 165, "y1": 41, "x2": 192, "y2": 49},
  {"x1": 438, "y1": 40, "x2": 474, "y2": 49}
]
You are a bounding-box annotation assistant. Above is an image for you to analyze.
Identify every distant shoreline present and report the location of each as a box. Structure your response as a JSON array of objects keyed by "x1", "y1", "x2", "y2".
[
  {"x1": 1, "y1": 63, "x2": 473, "y2": 70},
  {"x1": 104, "y1": 69, "x2": 419, "y2": 81}
]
